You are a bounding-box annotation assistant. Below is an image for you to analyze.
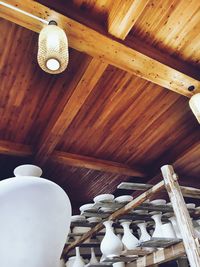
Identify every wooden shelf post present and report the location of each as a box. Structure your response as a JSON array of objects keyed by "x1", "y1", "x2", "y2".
[{"x1": 161, "y1": 165, "x2": 200, "y2": 267}]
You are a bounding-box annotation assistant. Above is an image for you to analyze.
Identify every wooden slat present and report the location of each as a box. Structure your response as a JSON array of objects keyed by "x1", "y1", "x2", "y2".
[
  {"x1": 0, "y1": 140, "x2": 32, "y2": 157},
  {"x1": 128, "y1": 242, "x2": 185, "y2": 267},
  {"x1": 181, "y1": 186, "x2": 200, "y2": 199},
  {"x1": 140, "y1": 238, "x2": 182, "y2": 248},
  {"x1": 108, "y1": 0, "x2": 150, "y2": 39},
  {"x1": 63, "y1": 180, "x2": 165, "y2": 255},
  {"x1": 0, "y1": 0, "x2": 200, "y2": 97},
  {"x1": 51, "y1": 151, "x2": 146, "y2": 177},
  {"x1": 161, "y1": 165, "x2": 200, "y2": 267},
  {"x1": 117, "y1": 182, "x2": 153, "y2": 190},
  {"x1": 35, "y1": 58, "x2": 107, "y2": 164}
]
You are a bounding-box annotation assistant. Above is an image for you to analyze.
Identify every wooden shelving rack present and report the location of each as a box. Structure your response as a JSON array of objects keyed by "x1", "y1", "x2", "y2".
[{"x1": 63, "y1": 165, "x2": 200, "y2": 267}]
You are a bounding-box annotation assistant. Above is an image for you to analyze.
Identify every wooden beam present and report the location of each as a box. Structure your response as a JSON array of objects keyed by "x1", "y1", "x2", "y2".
[
  {"x1": 128, "y1": 242, "x2": 185, "y2": 267},
  {"x1": 0, "y1": 140, "x2": 146, "y2": 177},
  {"x1": 52, "y1": 151, "x2": 146, "y2": 177},
  {"x1": 108, "y1": 0, "x2": 150, "y2": 40},
  {"x1": 63, "y1": 181, "x2": 165, "y2": 255},
  {"x1": 0, "y1": 0, "x2": 200, "y2": 97},
  {"x1": 161, "y1": 165, "x2": 200, "y2": 267},
  {"x1": 35, "y1": 58, "x2": 107, "y2": 164},
  {"x1": 0, "y1": 140, "x2": 32, "y2": 157}
]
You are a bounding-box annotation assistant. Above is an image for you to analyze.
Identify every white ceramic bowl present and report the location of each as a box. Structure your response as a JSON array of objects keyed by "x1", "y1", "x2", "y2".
[
  {"x1": 186, "y1": 203, "x2": 196, "y2": 209},
  {"x1": 87, "y1": 217, "x2": 102, "y2": 223},
  {"x1": 72, "y1": 226, "x2": 91, "y2": 242},
  {"x1": 93, "y1": 194, "x2": 114, "y2": 203},
  {"x1": 150, "y1": 199, "x2": 166, "y2": 205},
  {"x1": 79, "y1": 203, "x2": 95, "y2": 213},
  {"x1": 71, "y1": 215, "x2": 86, "y2": 222},
  {"x1": 115, "y1": 195, "x2": 133, "y2": 203},
  {"x1": 134, "y1": 209, "x2": 148, "y2": 215},
  {"x1": 100, "y1": 207, "x2": 116, "y2": 213}
]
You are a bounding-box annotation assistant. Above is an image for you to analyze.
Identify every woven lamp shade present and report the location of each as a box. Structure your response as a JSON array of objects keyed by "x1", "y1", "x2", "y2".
[
  {"x1": 189, "y1": 93, "x2": 200, "y2": 123},
  {"x1": 37, "y1": 24, "x2": 69, "y2": 74}
]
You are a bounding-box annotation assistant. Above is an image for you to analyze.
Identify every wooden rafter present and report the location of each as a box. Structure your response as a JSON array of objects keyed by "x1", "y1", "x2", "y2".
[
  {"x1": 0, "y1": 0, "x2": 200, "y2": 98},
  {"x1": 0, "y1": 140, "x2": 32, "y2": 157},
  {"x1": 35, "y1": 58, "x2": 107, "y2": 164},
  {"x1": 108, "y1": 0, "x2": 150, "y2": 39},
  {"x1": 52, "y1": 151, "x2": 146, "y2": 177},
  {"x1": 0, "y1": 140, "x2": 146, "y2": 177}
]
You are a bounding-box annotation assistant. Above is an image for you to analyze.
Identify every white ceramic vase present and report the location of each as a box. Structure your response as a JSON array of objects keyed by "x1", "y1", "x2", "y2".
[
  {"x1": 59, "y1": 259, "x2": 66, "y2": 267},
  {"x1": 72, "y1": 247, "x2": 85, "y2": 267},
  {"x1": 72, "y1": 226, "x2": 91, "y2": 243},
  {"x1": 161, "y1": 222, "x2": 177, "y2": 238},
  {"x1": 121, "y1": 221, "x2": 139, "y2": 249},
  {"x1": 137, "y1": 222, "x2": 151, "y2": 242},
  {"x1": 152, "y1": 213, "x2": 163, "y2": 238},
  {"x1": 0, "y1": 164, "x2": 71, "y2": 267},
  {"x1": 113, "y1": 262, "x2": 125, "y2": 267},
  {"x1": 100, "y1": 220, "x2": 123, "y2": 257},
  {"x1": 89, "y1": 248, "x2": 98, "y2": 264},
  {"x1": 168, "y1": 216, "x2": 182, "y2": 239},
  {"x1": 66, "y1": 256, "x2": 76, "y2": 267}
]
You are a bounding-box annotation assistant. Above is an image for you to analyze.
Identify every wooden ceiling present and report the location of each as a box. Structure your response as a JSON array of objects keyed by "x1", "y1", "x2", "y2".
[{"x1": 0, "y1": 0, "x2": 200, "y2": 212}]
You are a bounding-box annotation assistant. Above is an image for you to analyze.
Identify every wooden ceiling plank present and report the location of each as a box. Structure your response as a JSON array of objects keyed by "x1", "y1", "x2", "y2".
[
  {"x1": 0, "y1": 140, "x2": 146, "y2": 177},
  {"x1": 35, "y1": 58, "x2": 107, "y2": 164},
  {"x1": 108, "y1": 0, "x2": 150, "y2": 40},
  {"x1": 0, "y1": 140, "x2": 32, "y2": 157},
  {"x1": 51, "y1": 151, "x2": 146, "y2": 177},
  {"x1": 0, "y1": 0, "x2": 200, "y2": 97}
]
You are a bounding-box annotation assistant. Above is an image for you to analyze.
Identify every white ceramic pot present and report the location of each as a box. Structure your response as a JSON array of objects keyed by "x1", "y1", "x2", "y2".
[
  {"x1": 100, "y1": 220, "x2": 123, "y2": 257},
  {"x1": 72, "y1": 247, "x2": 85, "y2": 267},
  {"x1": 121, "y1": 221, "x2": 139, "y2": 249},
  {"x1": 161, "y1": 222, "x2": 177, "y2": 238},
  {"x1": 137, "y1": 222, "x2": 151, "y2": 242},
  {"x1": 89, "y1": 248, "x2": 98, "y2": 264},
  {"x1": 66, "y1": 256, "x2": 76, "y2": 267},
  {"x1": 168, "y1": 216, "x2": 182, "y2": 239},
  {"x1": 0, "y1": 165, "x2": 71, "y2": 267},
  {"x1": 59, "y1": 259, "x2": 66, "y2": 267},
  {"x1": 72, "y1": 226, "x2": 91, "y2": 243},
  {"x1": 151, "y1": 213, "x2": 163, "y2": 238}
]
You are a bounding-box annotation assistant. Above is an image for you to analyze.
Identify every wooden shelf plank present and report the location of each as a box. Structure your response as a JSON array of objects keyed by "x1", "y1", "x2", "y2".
[
  {"x1": 129, "y1": 242, "x2": 185, "y2": 267},
  {"x1": 140, "y1": 238, "x2": 182, "y2": 248},
  {"x1": 117, "y1": 182, "x2": 153, "y2": 191},
  {"x1": 103, "y1": 255, "x2": 138, "y2": 263}
]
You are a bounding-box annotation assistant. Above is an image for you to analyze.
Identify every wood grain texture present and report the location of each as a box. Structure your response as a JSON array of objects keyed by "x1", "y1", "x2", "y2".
[
  {"x1": 131, "y1": 0, "x2": 200, "y2": 69},
  {"x1": 0, "y1": 140, "x2": 32, "y2": 157},
  {"x1": 108, "y1": 0, "x2": 150, "y2": 39},
  {"x1": 128, "y1": 242, "x2": 185, "y2": 267},
  {"x1": 1, "y1": 0, "x2": 200, "y2": 97},
  {"x1": 161, "y1": 165, "x2": 200, "y2": 267},
  {"x1": 51, "y1": 151, "x2": 146, "y2": 177},
  {"x1": 35, "y1": 58, "x2": 107, "y2": 164}
]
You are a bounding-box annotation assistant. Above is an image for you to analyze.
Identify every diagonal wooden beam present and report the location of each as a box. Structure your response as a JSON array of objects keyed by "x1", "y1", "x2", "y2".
[
  {"x1": 0, "y1": 140, "x2": 146, "y2": 177},
  {"x1": 108, "y1": 0, "x2": 150, "y2": 40},
  {"x1": 0, "y1": 0, "x2": 200, "y2": 97},
  {"x1": 35, "y1": 58, "x2": 107, "y2": 164},
  {"x1": 51, "y1": 151, "x2": 146, "y2": 177}
]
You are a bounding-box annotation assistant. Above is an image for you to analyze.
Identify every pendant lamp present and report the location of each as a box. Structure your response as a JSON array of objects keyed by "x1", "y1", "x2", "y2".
[
  {"x1": 189, "y1": 93, "x2": 200, "y2": 123},
  {"x1": 37, "y1": 21, "x2": 69, "y2": 74},
  {"x1": 0, "y1": 164, "x2": 71, "y2": 267}
]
